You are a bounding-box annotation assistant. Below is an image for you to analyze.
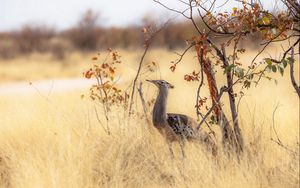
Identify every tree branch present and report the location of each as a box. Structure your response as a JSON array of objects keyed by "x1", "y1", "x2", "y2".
[
  {"x1": 153, "y1": 0, "x2": 190, "y2": 18},
  {"x1": 222, "y1": 46, "x2": 244, "y2": 152},
  {"x1": 137, "y1": 82, "x2": 151, "y2": 124},
  {"x1": 128, "y1": 23, "x2": 166, "y2": 117},
  {"x1": 196, "y1": 86, "x2": 227, "y2": 130},
  {"x1": 290, "y1": 47, "x2": 300, "y2": 97}
]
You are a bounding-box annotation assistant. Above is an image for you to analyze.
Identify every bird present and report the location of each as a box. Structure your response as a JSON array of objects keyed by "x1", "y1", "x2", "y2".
[{"x1": 146, "y1": 79, "x2": 217, "y2": 158}]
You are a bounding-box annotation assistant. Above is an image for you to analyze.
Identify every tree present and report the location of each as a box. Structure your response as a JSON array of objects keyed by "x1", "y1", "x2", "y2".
[
  {"x1": 154, "y1": 0, "x2": 299, "y2": 154},
  {"x1": 66, "y1": 9, "x2": 102, "y2": 50}
]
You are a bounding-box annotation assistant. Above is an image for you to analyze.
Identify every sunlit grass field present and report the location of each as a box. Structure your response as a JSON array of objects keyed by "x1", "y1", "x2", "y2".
[{"x1": 0, "y1": 49, "x2": 299, "y2": 187}]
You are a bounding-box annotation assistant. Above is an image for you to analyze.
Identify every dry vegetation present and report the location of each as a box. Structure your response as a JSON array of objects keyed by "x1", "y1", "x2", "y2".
[
  {"x1": 0, "y1": 52, "x2": 90, "y2": 83},
  {"x1": 0, "y1": 49, "x2": 298, "y2": 187}
]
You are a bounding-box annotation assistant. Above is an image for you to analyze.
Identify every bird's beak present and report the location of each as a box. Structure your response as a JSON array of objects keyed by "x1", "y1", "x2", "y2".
[
  {"x1": 169, "y1": 84, "x2": 174, "y2": 89},
  {"x1": 146, "y1": 79, "x2": 155, "y2": 84}
]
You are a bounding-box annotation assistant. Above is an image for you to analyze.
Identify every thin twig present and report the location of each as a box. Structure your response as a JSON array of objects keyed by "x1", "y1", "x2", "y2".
[
  {"x1": 272, "y1": 103, "x2": 281, "y2": 143},
  {"x1": 137, "y1": 82, "x2": 151, "y2": 124},
  {"x1": 173, "y1": 43, "x2": 195, "y2": 66},
  {"x1": 196, "y1": 86, "x2": 227, "y2": 130},
  {"x1": 153, "y1": 0, "x2": 190, "y2": 18},
  {"x1": 289, "y1": 47, "x2": 300, "y2": 97},
  {"x1": 128, "y1": 23, "x2": 167, "y2": 117},
  {"x1": 195, "y1": 48, "x2": 205, "y2": 118},
  {"x1": 94, "y1": 105, "x2": 110, "y2": 135},
  {"x1": 270, "y1": 103, "x2": 297, "y2": 155},
  {"x1": 128, "y1": 44, "x2": 150, "y2": 117},
  {"x1": 271, "y1": 138, "x2": 297, "y2": 155}
]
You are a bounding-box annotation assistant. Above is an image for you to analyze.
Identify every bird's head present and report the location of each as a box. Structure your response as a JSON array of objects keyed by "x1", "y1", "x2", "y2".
[{"x1": 146, "y1": 79, "x2": 174, "y2": 89}]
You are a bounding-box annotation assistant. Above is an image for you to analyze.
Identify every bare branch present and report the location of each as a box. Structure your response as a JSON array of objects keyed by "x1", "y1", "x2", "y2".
[
  {"x1": 290, "y1": 47, "x2": 300, "y2": 97},
  {"x1": 267, "y1": 38, "x2": 299, "y2": 64},
  {"x1": 195, "y1": 48, "x2": 205, "y2": 118},
  {"x1": 153, "y1": 0, "x2": 190, "y2": 18},
  {"x1": 137, "y1": 82, "x2": 151, "y2": 124},
  {"x1": 178, "y1": 0, "x2": 189, "y2": 6},
  {"x1": 173, "y1": 43, "x2": 195, "y2": 66},
  {"x1": 128, "y1": 23, "x2": 167, "y2": 117},
  {"x1": 254, "y1": 66, "x2": 268, "y2": 86},
  {"x1": 94, "y1": 105, "x2": 110, "y2": 135},
  {"x1": 285, "y1": 0, "x2": 300, "y2": 12},
  {"x1": 282, "y1": 38, "x2": 300, "y2": 60},
  {"x1": 195, "y1": 47, "x2": 216, "y2": 136},
  {"x1": 222, "y1": 46, "x2": 244, "y2": 152},
  {"x1": 196, "y1": 86, "x2": 227, "y2": 130},
  {"x1": 234, "y1": 0, "x2": 253, "y2": 6},
  {"x1": 216, "y1": 0, "x2": 228, "y2": 8},
  {"x1": 128, "y1": 43, "x2": 150, "y2": 117},
  {"x1": 188, "y1": 0, "x2": 202, "y2": 34},
  {"x1": 272, "y1": 103, "x2": 281, "y2": 143},
  {"x1": 271, "y1": 138, "x2": 298, "y2": 155}
]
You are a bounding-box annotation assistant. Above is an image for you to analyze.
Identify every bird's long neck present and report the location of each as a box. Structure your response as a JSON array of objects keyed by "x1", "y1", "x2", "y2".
[{"x1": 152, "y1": 87, "x2": 168, "y2": 127}]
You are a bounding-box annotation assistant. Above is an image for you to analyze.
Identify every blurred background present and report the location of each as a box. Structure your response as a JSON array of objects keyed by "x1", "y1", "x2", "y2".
[
  {"x1": 0, "y1": 0, "x2": 193, "y2": 88},
  {"x1": 1, "y1": 0, "x2": 267, "y2": 61},
  {"x1": 0, "y1": 0, "x2": 268, "y2": 85},
  {"x1": 0, "y1": 0, "x2": 187, "y2": 59},
  {"x1": 0, "y1": 0, "x2": 297, "y2": 101},
  {"x1": 0, "y1": 1, "x2": 298, "y2": 187}
]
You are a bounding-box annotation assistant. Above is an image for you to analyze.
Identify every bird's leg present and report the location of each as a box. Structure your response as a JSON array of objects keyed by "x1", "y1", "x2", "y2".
[
  {"x1": 167, "y1": 140, "x2": 174, "y2": 159},
  {"x1": 179, "y1": 138, "x2": 186, "y2": 159},
  {"x1": 178, "y1": 138, "x2": 188, "y2": 182}
]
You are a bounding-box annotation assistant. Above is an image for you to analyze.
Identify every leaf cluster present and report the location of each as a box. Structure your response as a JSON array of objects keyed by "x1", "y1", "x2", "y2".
[{"x1": 84, "y1": 49, "x2": 128, "y2": 109}]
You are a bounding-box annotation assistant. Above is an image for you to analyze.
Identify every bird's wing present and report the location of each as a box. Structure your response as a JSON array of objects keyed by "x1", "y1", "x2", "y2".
[
  {"x1": 166, "y1": 113, "x2": 198, "y2": 138},
  {"x1": 167, "y1": 113, "x2": 217, "y2": 153}
]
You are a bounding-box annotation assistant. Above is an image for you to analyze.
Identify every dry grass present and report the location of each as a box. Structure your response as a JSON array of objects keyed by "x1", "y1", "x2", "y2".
[
  {"x1": 0, "y1": 49, "x2": 298, "y2": 187},
  {"x1": 0, "y1": 52, "x2": 88, "y2": 82}
]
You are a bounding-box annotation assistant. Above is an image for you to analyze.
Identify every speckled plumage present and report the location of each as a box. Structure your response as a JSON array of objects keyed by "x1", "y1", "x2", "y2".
[{"x1": 167, "y1": 113, "x2": 197, "y2": 139}]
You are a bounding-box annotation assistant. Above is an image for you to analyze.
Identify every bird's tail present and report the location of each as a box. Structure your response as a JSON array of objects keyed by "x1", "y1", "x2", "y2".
[{"x1": 194, "y1": 131, "x2": 218, "y2": 157}]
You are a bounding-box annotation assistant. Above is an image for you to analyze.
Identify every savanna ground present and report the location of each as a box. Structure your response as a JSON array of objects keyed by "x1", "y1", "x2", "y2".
[{"x1": 0, "y1": 48, "x2": 299, "y2": 187}]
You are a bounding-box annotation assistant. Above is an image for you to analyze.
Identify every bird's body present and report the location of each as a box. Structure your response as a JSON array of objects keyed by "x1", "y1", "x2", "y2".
[
  {"x1": 147, "y1": 79, "x2": 216, "y2": 157},
  {"x1": 167, "y1": 113, "x2": 199, "y2": 141}
]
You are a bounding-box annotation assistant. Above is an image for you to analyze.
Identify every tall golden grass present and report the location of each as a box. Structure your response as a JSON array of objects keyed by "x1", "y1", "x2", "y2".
[{"x1": 0, "y1": 49, "x2": 298, "y2": 187}]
